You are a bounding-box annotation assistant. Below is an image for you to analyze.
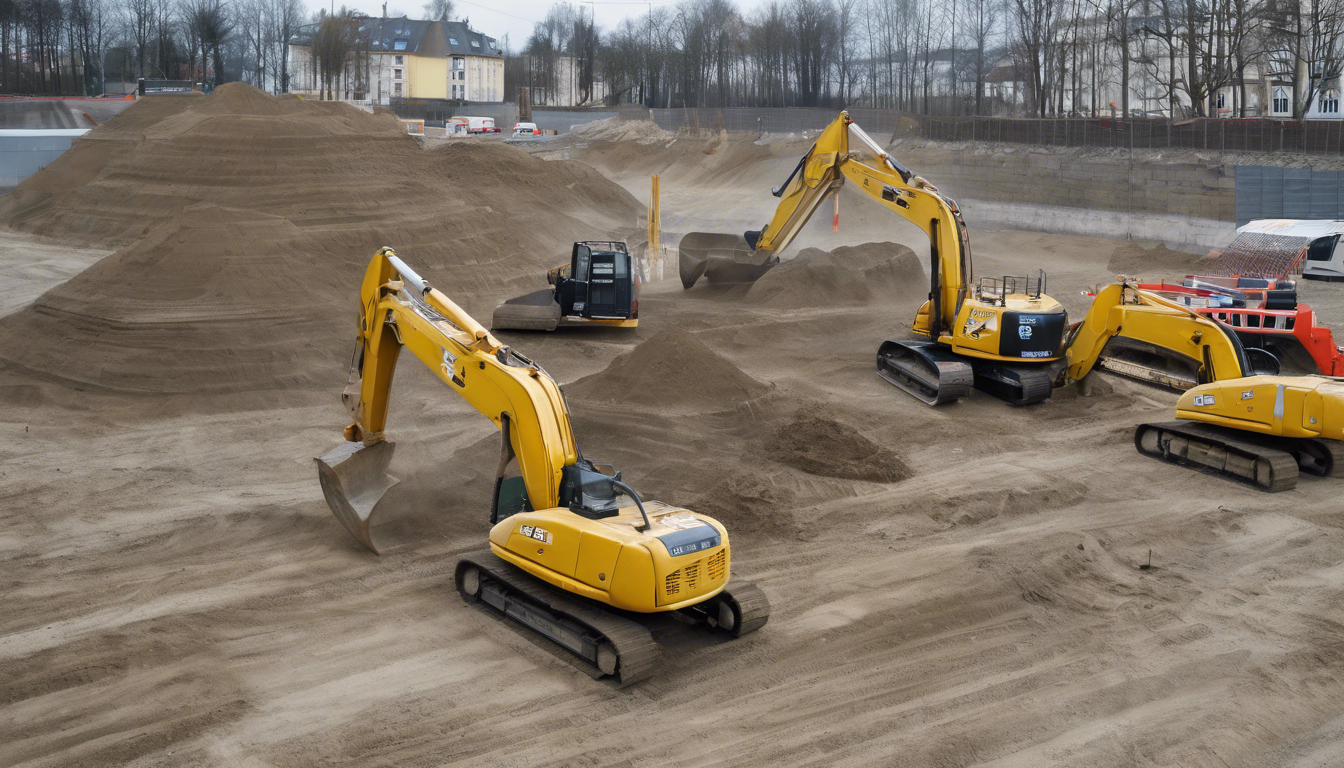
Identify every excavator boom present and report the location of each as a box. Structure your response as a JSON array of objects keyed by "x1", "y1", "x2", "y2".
[{"x1": 318, "y1": 248, "x2": 577, "y2": 552}]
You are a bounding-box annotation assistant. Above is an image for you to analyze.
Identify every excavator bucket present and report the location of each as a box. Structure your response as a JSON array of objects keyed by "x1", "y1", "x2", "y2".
[
  {"x1": 678, "y1": 232, "x2": 778, "y2": 289},
  {"x1": 491, "y1": 288, "x2": 561, "y2": 331},
  {"x1": 316, "y1": 440, "x2": 399, "y2": 554}
]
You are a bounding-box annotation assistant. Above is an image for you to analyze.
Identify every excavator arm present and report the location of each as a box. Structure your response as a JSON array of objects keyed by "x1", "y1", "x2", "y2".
[
  {"x1": 1064, "y1": 281, "x2": 1268, "y2": 388},
  {"x1": 319, "y1": 247, "x2": 580, "y2": 552},
  {"x1": 731, "y1": 112, "x2": 970, "y2": 334}
]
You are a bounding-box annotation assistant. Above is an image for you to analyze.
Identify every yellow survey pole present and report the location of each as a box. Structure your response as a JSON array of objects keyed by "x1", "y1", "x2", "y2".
[{"x1": 648, "y1": 174, "x2": 661, "y2": 258}]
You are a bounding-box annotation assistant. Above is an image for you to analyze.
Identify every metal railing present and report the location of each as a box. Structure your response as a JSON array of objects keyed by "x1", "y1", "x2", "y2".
[{"x1": 618, "y1": 106, "x2": 1344, "y2": 155}]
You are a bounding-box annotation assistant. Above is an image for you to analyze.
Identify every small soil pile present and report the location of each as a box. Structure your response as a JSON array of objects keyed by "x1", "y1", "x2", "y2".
[
  {"x1": 1106, "y1": 241, "x2": 1199, "y2": 277},
  {"x1": 572, "y1": 116, "x2": 675, "y2": 144},
  {"x1": 566, "y1": 327, "x2": 770, "y2": 410},
  {"x1": 766, "y1": 409, "x2": 912, "y2": 483},
  {"x1": 0, "y1": 83, "x2": 644, "y2": 397},
  {"x1": 690, "y1": 470, "x2": 802, "y2": 540},
  {"x1": 745, "y1": 242, "x2": 926, "y2": 308}
]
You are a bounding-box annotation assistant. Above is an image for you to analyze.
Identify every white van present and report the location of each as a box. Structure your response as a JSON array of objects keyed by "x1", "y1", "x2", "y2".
[
  {"x1": 459, "y1": 116, "x2": 498, "y2": 134},
  {"x1": 512, "y1": 122, "x2": 540, "y2": 137},
  {"x1": 1238, "y1": 219, "x2": 1344, "y2": 282}
]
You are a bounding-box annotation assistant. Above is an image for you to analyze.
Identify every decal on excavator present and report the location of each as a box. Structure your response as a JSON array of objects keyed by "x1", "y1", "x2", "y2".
[
  {"x1": 1193, "y1": 394, "x2": 1216, "y2": 406},
  {"x1": 519, "y1": 524, "x2": 553, "y2": 545},
  {"x1": 964, "y1": 307, "x2": 998, "y2": 338}
]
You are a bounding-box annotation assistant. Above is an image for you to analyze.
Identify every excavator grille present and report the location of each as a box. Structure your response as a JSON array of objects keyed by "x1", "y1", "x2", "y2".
[
  {"x1": 706, "y1": 549, "x2": 726, "y2": 581},
  {"x1": 662, "y1": 549, "x2": 728, "y2": 602}
]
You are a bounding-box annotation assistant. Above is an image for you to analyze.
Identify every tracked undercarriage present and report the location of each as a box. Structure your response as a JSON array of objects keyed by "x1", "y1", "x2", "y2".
[
  {"x1": 456, "y1": 549, "x2": 769, "y2": 686},
  {"x1": 1135, "y1": 420, "x2": 1344, "y2": 492},
  {"x1": 876, "y1": 340, "x2": 1059, "y2": 406}
]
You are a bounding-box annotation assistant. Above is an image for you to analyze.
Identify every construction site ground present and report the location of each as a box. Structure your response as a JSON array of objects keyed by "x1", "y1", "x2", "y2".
[{"x1": 3, "y1": 88, "x2": 1344, "y2": 767}]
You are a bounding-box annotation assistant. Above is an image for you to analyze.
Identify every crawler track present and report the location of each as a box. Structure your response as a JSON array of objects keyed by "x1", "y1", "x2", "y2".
[
  {"x1": 876, "y1": 340, "x2": 974, "y2": 405},
  {"x1": 1132, "y1": 421, "x2": 1336, "y2": 492},
  {"x1": 456, "y1": 550, "x2": 661, "y2": 686}
]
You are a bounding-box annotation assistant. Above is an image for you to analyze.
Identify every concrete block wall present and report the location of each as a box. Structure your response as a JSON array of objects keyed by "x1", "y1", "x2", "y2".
[
  {"x1": 894, "y1": 144, "x2": 1238, "y2": 250},
  {"x1": 897, "y1": 145, "x2": 1236, "y2": 222}
]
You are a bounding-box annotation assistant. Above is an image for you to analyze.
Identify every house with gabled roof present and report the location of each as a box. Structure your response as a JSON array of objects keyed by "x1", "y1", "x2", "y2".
[{"x1": 288, "y1": 16, "x2": 503, "y2": 106}]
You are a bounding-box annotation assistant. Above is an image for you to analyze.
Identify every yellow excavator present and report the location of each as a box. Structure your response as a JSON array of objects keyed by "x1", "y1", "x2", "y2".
[
  {"x1": 316, "y1": 248, "x2": 768, "y2": 685},
  {"x1": 1063, "y1": 280, "x2": 1344, "y2": 490},
  {"x1": 680, "y1": 111, "x2": 1071, "y2": 405},
  {"x1": 1138, "y1": 374, "x2": 1344, "y2": 492}
]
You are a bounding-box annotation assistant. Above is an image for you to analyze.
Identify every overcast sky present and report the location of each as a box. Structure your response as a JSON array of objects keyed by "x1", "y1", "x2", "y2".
[{"x1": 310, "y1": 0, "x2": 771, "y2": 52}]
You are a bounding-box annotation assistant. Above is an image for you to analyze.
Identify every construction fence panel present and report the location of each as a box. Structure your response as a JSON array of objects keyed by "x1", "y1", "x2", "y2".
[
  {"x1": 1235, "y1": 166, "x2": 1344, "y2": 226},
  {"x1": 618, "y1": 106, "x2": 1344, "y2": 155}
]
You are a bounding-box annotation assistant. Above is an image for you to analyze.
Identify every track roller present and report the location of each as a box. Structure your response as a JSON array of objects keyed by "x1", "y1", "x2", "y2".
[
  {"x1": 970, "y1": 362, "x2": 1055, "y2": 406},
  {"x1": 1134, "y1": 421, "x2": 1300, "y2": 492},
  {"x1": 455, "y1": 550, "x2": 661, "y2": 686},
  {"x1": 682, "y1": 579, "x2": 771, "y2": 637},
  {"x1": 876, "y1": 340, "x2": 974, "y2": 405}
]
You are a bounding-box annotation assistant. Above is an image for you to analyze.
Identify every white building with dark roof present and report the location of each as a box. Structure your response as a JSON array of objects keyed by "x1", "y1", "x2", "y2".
[{"x1": 288, "y1": 16, "x2": 503, "y2": 106}]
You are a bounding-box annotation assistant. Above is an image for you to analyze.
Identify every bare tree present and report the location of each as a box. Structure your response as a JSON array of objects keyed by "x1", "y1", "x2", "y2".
[{"x1": 422, "y1": 0, "x2": 452, "y2": 23}]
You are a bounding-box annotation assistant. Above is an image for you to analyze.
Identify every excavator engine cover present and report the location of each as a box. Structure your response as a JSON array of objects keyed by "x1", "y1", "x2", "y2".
[
  {"x1": 678, "y1": 232, "x2": 778, "y2": 289},
  {"x1": 316, "y1": 440, "x2": 399, "y2": 554}
]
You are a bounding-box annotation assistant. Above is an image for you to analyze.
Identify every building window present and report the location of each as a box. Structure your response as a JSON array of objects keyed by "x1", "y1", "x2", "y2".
[
  {"x1": 470, "y1": 39, "x2": 480, "y2": 48},
  {"x1": 393, "y1": 69, "x2": 402, "y2": 80},
  {"x1": 394, "y1": 55, "x2": 403, "y2": 65},
  {"x1": 1322, "y1": 89, "x2": 1340, "y2": 113},
  {"x1": 449, "y1": 37, "x2": 458, "y2": 45},
  {"x1": 1273, "y1": 87, "x2": 1290, "y2": 114},
  {"x1": 453, "y1": 57, "x2": 465, "y2": 71},
  {"x1": 394, "y1": 82, "x2": 402, "y2": 96},
  {"x1": 1216, "y1": 91, "x2": 1226, "y2": 109},
  {"x1": 393, "y1": 40, "x2": 407, "y2": 51}
]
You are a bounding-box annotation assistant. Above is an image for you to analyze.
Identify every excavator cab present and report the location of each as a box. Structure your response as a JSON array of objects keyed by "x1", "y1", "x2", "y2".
[
  {"x1": 554, "y1": 242, "x2": 636, "y2": 321},
  {"x1": 493, "y1": 241, "x2": 639, "y2": 331}
]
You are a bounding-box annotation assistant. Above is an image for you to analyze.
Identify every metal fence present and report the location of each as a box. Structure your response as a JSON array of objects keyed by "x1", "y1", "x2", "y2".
[
  {"x1": 1235, "y1": 166, "x2": 1344, "y2": 226},
  {"x1": 619, "y1": 106, "x2": 1344, "y2": 155},
  {"x1": 387, "y1": 100, "x2": 522, "y2": 130}
]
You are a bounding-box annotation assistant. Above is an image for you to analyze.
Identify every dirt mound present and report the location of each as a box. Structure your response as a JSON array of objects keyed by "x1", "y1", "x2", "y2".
[
  {"x1": 690, "y1": 470, "x2": 802, "y2": 540},
  {"x1": 1106, "y1": 241, "x2": 1200, "y2": 277},
  {"x1": 0, "y1": 83, "x2": 644, "y2": 396},
  {"x1": 572, "y1": 116, "x2": 675, "y2": 144},
  {"x1": 766, "y1": 409, "x2": 912, "y2": 483},
  {"x1": 566, "y1": 327, "x2": 769, "y2": 410},
  {"x1": 745, "y1": 242, "x2": 926, "y2": 308}
]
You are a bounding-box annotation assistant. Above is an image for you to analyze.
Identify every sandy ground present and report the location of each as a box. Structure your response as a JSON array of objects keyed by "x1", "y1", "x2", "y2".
[{"x1": 4, "y1": 98, "x2": 1344, "y2": 767}]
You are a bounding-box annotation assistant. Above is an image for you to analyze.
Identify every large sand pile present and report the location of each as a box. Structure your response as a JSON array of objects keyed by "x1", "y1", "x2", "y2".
[
  {"x1": 566, "y1": 327, "x2": 770, "y2": 410},
  {"x1": 745, "y1": 242, "x2": 926, "y2": 308},
  {"x1": 0, "y1": 84, "x2": 644, "y2": 397}
]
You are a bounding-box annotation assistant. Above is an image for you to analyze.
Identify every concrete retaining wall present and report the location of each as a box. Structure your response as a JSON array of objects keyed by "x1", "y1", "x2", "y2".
[
  {"x1": 0, "y1": 129, "x2": 90, "y2": 191},
  {"x1": 895, "y1": 143, "x2": 1238, "y2": 251}
]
